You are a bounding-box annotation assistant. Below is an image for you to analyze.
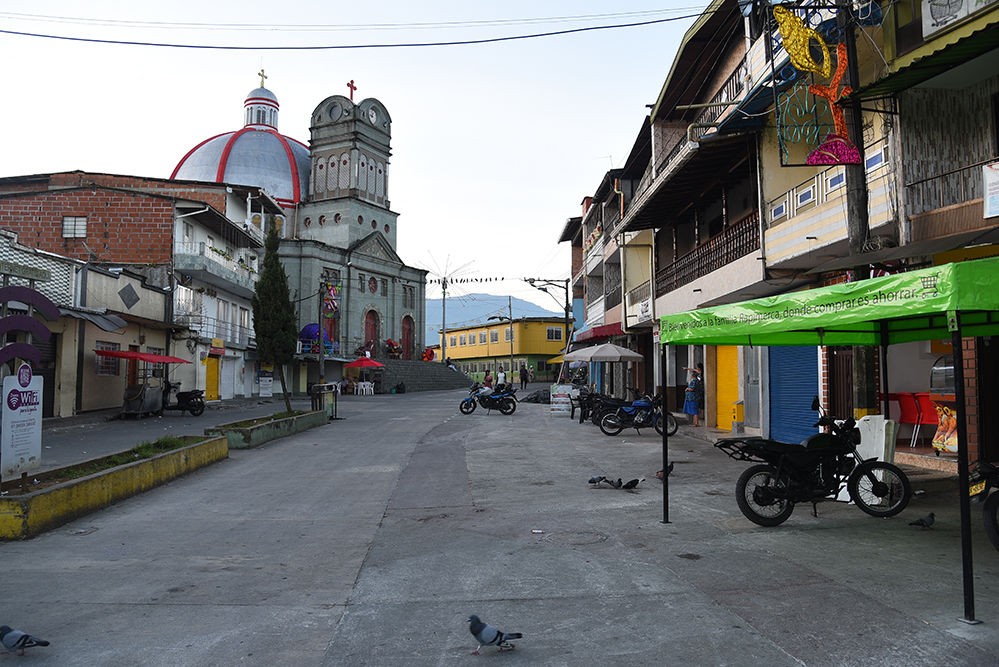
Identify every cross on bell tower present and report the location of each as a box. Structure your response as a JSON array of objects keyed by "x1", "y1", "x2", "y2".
[
  {"x1": 258, "y1": 69, "x2": 268, "y2": 88},
  {"x1": 347, "y1": 79, "x2": 357, "y2": 101}
]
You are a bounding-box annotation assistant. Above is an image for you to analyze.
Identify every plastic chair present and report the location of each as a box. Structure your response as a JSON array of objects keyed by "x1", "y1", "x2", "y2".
[
  {"x1": 888, "y1": 392, "x2": 920, "y2": 447},
  {"x1": 359, "y1": 381, "x2": 374, "y2": 395},
  {"x1": 913, "y1": 392, "x2": 941, "y2": 447}
]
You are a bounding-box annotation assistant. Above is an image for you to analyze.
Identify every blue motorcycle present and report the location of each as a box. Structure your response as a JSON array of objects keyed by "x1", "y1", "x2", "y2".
[
  {"x1": 599, "y1": 393, "x2": 673, "y2": 436},
  {"x1": 460, "y1": 382, "x2": 517, "y2": 415}
]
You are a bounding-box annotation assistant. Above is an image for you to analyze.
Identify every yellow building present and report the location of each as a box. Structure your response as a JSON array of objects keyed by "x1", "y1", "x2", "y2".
[{"x1": 438, "y1": 318, "x2": 569, "y2": 383}]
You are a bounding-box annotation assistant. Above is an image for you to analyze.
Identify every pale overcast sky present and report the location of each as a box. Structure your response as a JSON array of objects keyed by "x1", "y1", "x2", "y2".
[{"x1": 0, "y1": 1, "x2": 699, "y2": 314}]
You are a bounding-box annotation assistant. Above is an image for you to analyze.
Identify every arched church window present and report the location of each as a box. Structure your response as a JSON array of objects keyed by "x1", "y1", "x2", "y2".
[
  {"x1": 376, "y1": 162, "x2": 385, "y2": 198},
  {"x1": 358, "y1": 154, "x2": 368, "y2": 192},
  {"x1": 384, "y1": 224, "x2": 390, "y2": 234},
  {"x1": 371, "y1": 220, "x2": 377, "y2": 229},
  {"x1": 326, "y1": 156, "x2": 336, "y2": 193},
  {"x1": 338, "y1": 153, "x2": 350, "y2": 190}
]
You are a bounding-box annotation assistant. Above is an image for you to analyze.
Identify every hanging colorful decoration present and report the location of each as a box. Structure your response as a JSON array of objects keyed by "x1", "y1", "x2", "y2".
[
  {"x1": 805, "y1": 43, "x2": 861, "y2": 165},
  {"x1": 773, "y1": 6, "x2": 831, "y2": 79},
  {"x1": 773, "y1": 6, "x2": 861, "y2": 167},
  {"x1": 323, "y1": 281, "x2": 340, "y2": 319}
]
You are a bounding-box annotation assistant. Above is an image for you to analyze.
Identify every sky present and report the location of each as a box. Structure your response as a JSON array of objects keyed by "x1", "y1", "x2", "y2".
[{"x1": 0, "y1": 1, "x2": 700, "y2": 317}]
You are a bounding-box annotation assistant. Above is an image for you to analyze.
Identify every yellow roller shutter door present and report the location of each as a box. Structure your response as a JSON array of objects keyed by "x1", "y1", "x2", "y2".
[{"x1": 714, "y1": 346, "x2": 739, "y2": 431}]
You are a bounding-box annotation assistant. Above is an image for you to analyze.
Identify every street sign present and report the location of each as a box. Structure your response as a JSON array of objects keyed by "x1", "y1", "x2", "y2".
[{"x1": 1, "y1": 363, "x2": 43, "y2": 477}]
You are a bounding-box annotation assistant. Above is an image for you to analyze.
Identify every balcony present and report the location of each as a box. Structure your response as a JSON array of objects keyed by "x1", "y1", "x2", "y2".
[
  {"x1": 625, "y1": 280, "x2": 653, "y2": 328},
  {"x1": 655, "y1": 213, "x2": 760, "y2": 297},
  {"x1": 764, "y1": 141, "x2": 894, "y2": 268},
  {"x1": 174, "y1": 242, "x2": 259, "y2": 298},
  {"x1": 906, "y1": 157, "x2": 998, "y2": 242}
]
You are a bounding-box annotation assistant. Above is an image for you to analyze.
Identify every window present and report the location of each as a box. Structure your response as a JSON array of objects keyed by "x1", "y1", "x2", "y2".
[
  {"x1": 771, "y1": 201, "x2": 787, "y2": 222},
  {"x1": 62, "y1": 216, "x2": 87, "y2": 238},
  {"x1": 865, "y1": 147, "x2": 885, "y2": 171},
  {"x1": 95, "y1": 341, "x2": 120, "y2": 375},
  {"x1": 469, "y1": 331, "x2": 476, "y2": 345},
  {"x1": 381, "y1": 278, "x2": 388, "y2": 296},
  {"x1": 796, "y1": 186, "x2": 815, "y2": 207},
  {"x1": 459, "y1": 334, "x2": 467, "y2": 345},
  {"x1": 827, "y1": 170, "x2": 845, "y2": 192},
  {"x1": 144, "y1": 346, "x2": 165, "y2": 377},
  {"x1": 183, "y1": 221, "x2": 193, "y2": 242},
  {"x1": 546, "y1": 326, "x2": 563, "y2": 341},
  {"x1": 479, "y1": 331, "x2": 487, "y2": 344},
  {"x1": 450, "y1": 335, "x2": 457, "y2": 347},
  {"x1": 358, "y1": 273, "x2": 365, "y2": 292},
  {"x1": 504, "y1": 327, "x2": 513, "y2": 342},
  {"x1": 490, "y1": 329, "x2": 499, "y2": 343}
]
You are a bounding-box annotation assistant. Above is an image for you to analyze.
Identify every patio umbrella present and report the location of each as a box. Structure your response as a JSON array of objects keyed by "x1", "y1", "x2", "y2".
[
  {"x1": 343, "y1": 357, "x2": 386, "y2": 368},
  {"x1": 564, "y1": 343, "x2": 643, "y2": 363}
]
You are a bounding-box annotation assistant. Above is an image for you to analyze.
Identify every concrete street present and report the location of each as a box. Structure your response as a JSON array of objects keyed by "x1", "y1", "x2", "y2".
[{"x1": 2, "y1": 388, "x2": 997, "y2": 666}]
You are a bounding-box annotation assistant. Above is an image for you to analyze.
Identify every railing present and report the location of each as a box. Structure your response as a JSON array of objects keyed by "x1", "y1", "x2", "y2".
[
  {"x1": 173, "y1": 308, "x2": 252, "y2": 348},
  {"x1": 654, "y1": 213, "x2": 760, "y2": 297},
  {"x1": 906, "y1": 157, "x2": 998, "y2": 217},
  {"x1": 174, "y1": 242, "x2": 258, "y2": 281},
  {"x1": 626, "y1": 280, "x2": 651, "y2": 307},
  {"x1": 604, "y1": 285, "x2": 622, "y2": 310}
]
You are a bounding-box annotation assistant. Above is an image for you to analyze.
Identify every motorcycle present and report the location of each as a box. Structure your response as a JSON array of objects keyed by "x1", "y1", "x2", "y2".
[
  {"x1": 582, "y1": 389, "x2": 640, "y2": 426},
  {"x1": 459, "y1": 383, "x2": 517, "y2": 416},
  {"x1": 162, "y1": 381, "x2": 206, "y2": 416},
  {"x1": 600, "y1": 394, "x2": 676, "y2": 437},
  {"x1": 971, "y1": 460, "x2": 999, "y2": 552},
  {"x1": 714, "y1": 396, "x2": 912, "y2": 526}
]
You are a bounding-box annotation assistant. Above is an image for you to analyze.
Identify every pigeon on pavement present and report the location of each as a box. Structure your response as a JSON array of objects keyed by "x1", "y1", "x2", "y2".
[
  {"x1": 909, "y1": 512, "x2": 935, "y2": 529},
  {"x1": 588, "y1": 475, "x2": 606, "y2": 485},
  {"x1": 468, "y1": 615, "x2": 523, "y2": 654},
  {"x1": 656, "y1": 462, "x2": 675, "y2": 480},
  {"x1": 0, "y1": 625, "x2": 50, "y2": 655},
  {"x1": 622, "y1": 478, "x2": 645, "y2": 490},
  {"x1": 608, "y1": 478, "x2": 623, "y2": 489}
]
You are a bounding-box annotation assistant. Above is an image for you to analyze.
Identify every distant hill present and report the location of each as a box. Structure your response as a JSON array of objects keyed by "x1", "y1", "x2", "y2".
[{"x1": 425, "y1": 293, "x2": 561, "y2": 332}]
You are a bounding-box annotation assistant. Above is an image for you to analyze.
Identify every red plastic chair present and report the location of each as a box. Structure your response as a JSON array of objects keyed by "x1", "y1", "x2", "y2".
[
  {"x1": 913, "y1": 393, "x2": 941, "y2": 447},
  {"x1": 888, "y1": 392, "x2": 920, "y2": 447}
]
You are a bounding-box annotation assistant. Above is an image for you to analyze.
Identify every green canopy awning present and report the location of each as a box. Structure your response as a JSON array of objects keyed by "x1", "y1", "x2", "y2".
[
  {"x1": 658, "y1": 256, "x2": 999, "y2": 622},
  {"x1": 660, "y1": 257, "x2": 999, "y2": 346}
]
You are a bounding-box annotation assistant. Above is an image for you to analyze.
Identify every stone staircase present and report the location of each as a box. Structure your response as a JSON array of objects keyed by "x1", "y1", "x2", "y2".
[{"x1": 375, "y1": 359, "x2": 471, "y2": 393}]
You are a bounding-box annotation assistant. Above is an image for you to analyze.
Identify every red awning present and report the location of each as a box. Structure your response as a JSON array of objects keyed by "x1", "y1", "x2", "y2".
[
  {"x1": 574, "y1": 323, "x2": 625, "y2": 342},
  {"x1": 93, "y1": 350, "x2": 191, "y2": 364}
]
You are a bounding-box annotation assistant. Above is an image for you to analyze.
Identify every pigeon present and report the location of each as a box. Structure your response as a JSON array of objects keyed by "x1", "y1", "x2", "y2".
[
  {"x1": 588, "y1": 475, "x2": 606, "y2": 485},
  {"x1": 909, "y1": 512, "x2": 935, "y2": 529},
  {"x1": 656, "y1": 462, "x2": 675, "y2": 480},
  {"x1": 0, "y1": 625, "x2": 50, "y2": 655},
  {"x1": 607, "y1": 478, "x2": 623, "y2": 489},
  {"x1": 622, "y1": 477, "x2": 645, "y2": 490},
  {"x1": 468, "y1": 615, "x2": 523, "y2": 654}
]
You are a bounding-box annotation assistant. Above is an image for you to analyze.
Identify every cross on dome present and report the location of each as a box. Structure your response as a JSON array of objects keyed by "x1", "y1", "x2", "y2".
[{"x1": 259, "y1": 68, "x2": 268, "y2": 88}]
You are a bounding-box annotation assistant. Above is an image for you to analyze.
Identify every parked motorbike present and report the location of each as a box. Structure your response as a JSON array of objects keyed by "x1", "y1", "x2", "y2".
[
  {"x1": 582, "y1": 391, "x2": 637, "y2": 426},
  {"x1": 971, "y1": 460, "x2": 999, "y2": 552},
  {"x1": 459, "y1": 383, "x2": 517, "y2": 415},
  {"x1": 600, "y1": 394, "x2": 675, "y2": 437},
  {"x1": 714, "y1": 396, "x2": 911, "y2": 526},
  {"x1": 162, "y1": 381, "x2": 206, "y2": 416}
]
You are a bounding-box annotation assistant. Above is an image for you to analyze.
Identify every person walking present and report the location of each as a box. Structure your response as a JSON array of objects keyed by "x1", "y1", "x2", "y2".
[
  {"x1": 519, "y1": 364, "x2": 528, "y2": 390},
  {"x1": 496, "y1": 366, "x2": 507, "y2": 390}
]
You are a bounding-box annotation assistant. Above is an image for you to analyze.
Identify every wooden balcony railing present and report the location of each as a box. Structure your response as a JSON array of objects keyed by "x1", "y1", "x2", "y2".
[{"x1": 654, "y1": 212, "x2": 760, "y2": 297}]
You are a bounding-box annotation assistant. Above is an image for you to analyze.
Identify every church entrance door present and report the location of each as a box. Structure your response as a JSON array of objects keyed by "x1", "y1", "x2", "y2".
[
  {"x1": 364, "y1": 311, "x2": 379, "y2": 357},
  {"x1": 401, "y1": 316, "x2": 413, "y2": 360}
]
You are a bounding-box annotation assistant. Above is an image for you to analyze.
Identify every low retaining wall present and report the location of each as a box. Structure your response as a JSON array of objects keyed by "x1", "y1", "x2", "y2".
[
  {"x1": 0, "y1": 436, "x2": 228, "y2": 540},
  {"x1": 204, "y1": 410, "x2": 327, "y2": 449}
]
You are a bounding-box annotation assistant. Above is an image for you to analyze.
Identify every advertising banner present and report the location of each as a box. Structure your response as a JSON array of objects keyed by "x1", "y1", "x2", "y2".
[
  {"x1": 985, "y1": 162, "x2": 999, "y2": 219},
  {"x1": 1, "y1": 364, "x2": 43, "y2": 477}
]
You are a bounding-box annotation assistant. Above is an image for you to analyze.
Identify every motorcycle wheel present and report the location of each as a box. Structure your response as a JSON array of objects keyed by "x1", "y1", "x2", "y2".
[
  {"x1": 983, "y1": 491, "x2": 999, "y2": 553},
  {"x1": 499, "y1": 399, "x2": 516, "y2": 415},
  {"x1": 654, "y1": 413, "x2": 664, "y2": 437},
  {"x1": 592, "y1": 407, "x2": 614, "y2": 427},
  {"x1": 736, "y1": 464, "x2": 794, "y2": 527},
  {"x1": 188, "y1": 400, "x2": 206, "y2": 417},
  {"x1": 599, "y1": 413, "x2": 625, "y2": 436},
  {"x1": 666, "y1": 412, "x2": 678, "y2": 436},
  {"x1": 460, "y1": 399, "x2": 476, "y2": 415},
  {"x1": 847, "y1": 462, "x2": 911, "y2": 517}
]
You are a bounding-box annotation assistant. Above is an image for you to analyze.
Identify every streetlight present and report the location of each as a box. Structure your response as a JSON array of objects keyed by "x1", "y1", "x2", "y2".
[
  {"x1": 525, "y1": 278, "x2": 572, "y2": 381},
  {"x1": 317, "y1": 270, "x2": 336, "y2": 384}
]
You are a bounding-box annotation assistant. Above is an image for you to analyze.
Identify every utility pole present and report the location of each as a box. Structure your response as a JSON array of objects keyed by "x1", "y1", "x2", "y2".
[
  {"x1": 525, "y1": 277, "x2": 573, "y2": 381},
  {"x1": 441, "y1": 275, "x2": 447, "y2": 363},
  {"x1": 317, "y1": 271, "x2": 333, "y2": 384},
  {"x1": 841, "y1": 2, "x2": 877, "y2": 418}
]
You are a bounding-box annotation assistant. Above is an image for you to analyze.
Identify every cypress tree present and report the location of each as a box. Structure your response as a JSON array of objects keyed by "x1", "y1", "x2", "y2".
[{"x1": 251, "y1": 226, "x2": 297, "y2": 413}]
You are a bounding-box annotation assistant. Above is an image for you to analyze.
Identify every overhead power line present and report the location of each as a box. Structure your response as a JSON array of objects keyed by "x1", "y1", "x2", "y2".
[{"x1": 0, "y1": 13, "x2": 705, "y2": 50}]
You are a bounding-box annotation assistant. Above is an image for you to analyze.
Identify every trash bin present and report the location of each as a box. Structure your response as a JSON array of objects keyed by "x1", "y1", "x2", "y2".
[{"x1": 311, "y1": 383, "x2": 338, "y2": 419}]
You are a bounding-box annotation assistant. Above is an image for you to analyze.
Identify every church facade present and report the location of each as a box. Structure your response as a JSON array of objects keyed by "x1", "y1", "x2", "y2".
[{"x1": 172, "y1": 79, "x2": 427, "y2": 378}]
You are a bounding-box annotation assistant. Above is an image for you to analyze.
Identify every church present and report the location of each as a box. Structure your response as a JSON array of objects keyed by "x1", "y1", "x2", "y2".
[{"x1": 172, "y1": 74, "x2": 427, "y2": 375}]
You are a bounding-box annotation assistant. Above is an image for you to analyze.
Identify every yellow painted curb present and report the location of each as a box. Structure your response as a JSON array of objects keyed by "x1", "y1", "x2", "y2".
[{"x1": 0, "y1": 436, "x2": 228, "y2": 540}]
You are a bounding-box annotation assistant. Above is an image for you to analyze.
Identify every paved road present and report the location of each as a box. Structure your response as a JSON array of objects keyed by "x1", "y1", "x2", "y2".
[{"x1": 2, "y1": 389, "x2": 997, "y2": 666}]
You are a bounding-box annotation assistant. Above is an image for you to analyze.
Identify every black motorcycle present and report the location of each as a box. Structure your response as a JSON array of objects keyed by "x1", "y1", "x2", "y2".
[
  {"x1": 162, "y1": 381, "x2": 206, "y2": 416},
  {"x1": 599, "y1": 394, "x2": 676, "y2": 437},
  {"x1": 971, "y1": 460, "x2": 999, "y2": 552},
  {"x1": 459, "y1": 383, "x2": 517, "y2": 415},
  {"x1": 714, "y1": 396, "x2": 911, "y2": 526}
]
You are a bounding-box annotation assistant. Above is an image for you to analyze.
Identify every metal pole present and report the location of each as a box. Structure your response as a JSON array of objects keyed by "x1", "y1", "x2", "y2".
[
  {"x1": 508, "y1": 295, "x2": 514, "y2": 377},
  {"x1": 441, "y1": 277, "x2": 447, "y2": 363},
  {"x1": 951, "y1": 319, "x2": 979, "y2": 624},
  {"x1": 662, "y1": 341, "x2": 670, "y2": 523},
  {"x1": 318, "y1": 274, "x2": 325, "y2": 384}
]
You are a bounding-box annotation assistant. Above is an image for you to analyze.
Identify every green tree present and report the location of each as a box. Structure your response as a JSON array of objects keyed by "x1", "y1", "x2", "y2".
[{"x1": 252, "y1": 226, "x2": 297, "y2": 413}]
